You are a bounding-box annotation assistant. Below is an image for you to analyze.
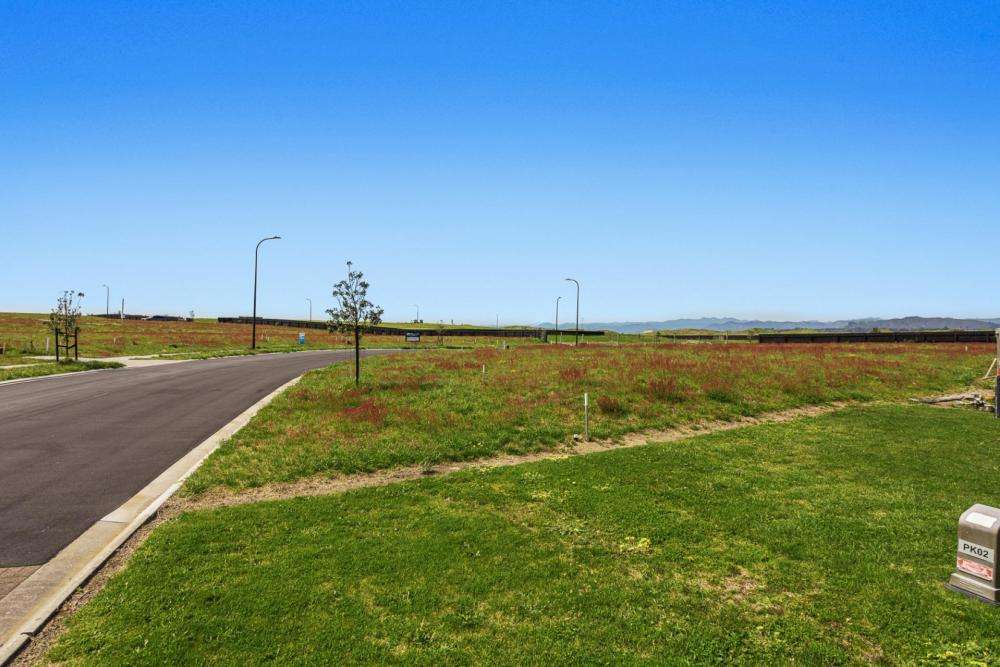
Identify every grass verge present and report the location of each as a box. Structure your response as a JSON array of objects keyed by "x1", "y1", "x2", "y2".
[
  {"x1": 45, "y1": 405, "x2": 1000, "y2": 664},
  {"x1": 185, "y1": 342, "x2": 992, "y2": 495},
  {"x1": 0, "y1": 360, "x2": 123, "y2": 382}
]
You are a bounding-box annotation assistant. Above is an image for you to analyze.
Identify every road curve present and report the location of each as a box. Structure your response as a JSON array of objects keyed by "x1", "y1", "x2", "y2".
[{"x1": 0, "y1": 349, "x2": 398, "y2": 566}]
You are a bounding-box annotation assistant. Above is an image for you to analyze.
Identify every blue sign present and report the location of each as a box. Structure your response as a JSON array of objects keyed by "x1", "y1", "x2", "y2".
[{"x1": 298, "y1": 332, "x2": 306, "y2": 345}]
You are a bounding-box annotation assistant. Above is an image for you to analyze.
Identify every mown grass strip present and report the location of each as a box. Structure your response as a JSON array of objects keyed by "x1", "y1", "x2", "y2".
[
  {"x1": 0, "y1": 360, "x2": 123, "y2": 382},
  {"x1": 46, "y1": 405, "x2": 1000, "y2": 664}
]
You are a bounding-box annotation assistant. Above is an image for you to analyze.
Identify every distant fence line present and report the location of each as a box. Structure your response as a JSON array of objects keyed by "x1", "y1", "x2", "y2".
[
  {"x1": 657, "y1": 330, "x2": 996, "y2": 344},
  {"x1": 217, "y1": 317, "x2": 603, "y2": 340},
  {"x1": 100, "y1": 316, "x2": 994, "y2": 344},
  {"x1": 92, "y1": 313, "x2": 192, "y2": 322},
  {"x1": 655, "y1": 332, "x2": 753, "y2": 341},
  {"x1": 757, "y1": 330, "x2": 997, "y2": 344}
]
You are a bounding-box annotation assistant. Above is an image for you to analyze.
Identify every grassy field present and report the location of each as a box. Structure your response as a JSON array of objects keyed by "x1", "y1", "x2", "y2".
[
  {"x1": 0, "y1": 359, "x2": 123, "y2": 382},
  {"x1": 184, "y1": 342, "x2": 993, "y2": 495},
  {"x1": 45, "y1": 405, "x2": 1000, "y2": 664},
  {"x1": 0, "y1": 313, "x2": 538, "y2": 359}
]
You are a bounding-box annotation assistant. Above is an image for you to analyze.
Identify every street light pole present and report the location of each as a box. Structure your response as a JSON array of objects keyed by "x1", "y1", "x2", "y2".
[
  {"x1": 307, "y1": 298, "x2": 313, "y2": 322},
  {"x1": 251, "y1": 235, "x2": 281, "y2": 349},
  {"x1": 995, "y1": 327, "x2": 999, "y2": 419},
  {"x1": 102, "y1": 284, "x2": 109, "y2": 316},
  {"x1": 565, "y1": 278, "x2": 580, "y2": 345},
  {"x1": 555, "y1": 296, "x2": 562, "y2": 344}
]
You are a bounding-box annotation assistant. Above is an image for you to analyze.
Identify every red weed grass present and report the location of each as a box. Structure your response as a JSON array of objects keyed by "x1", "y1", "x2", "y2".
[
  {"x1": 186, "y1": 341, "x2": 995, "y2": 494},
  {"x1": 341, "y1": 398, "x2": 388, "y2": 425}
]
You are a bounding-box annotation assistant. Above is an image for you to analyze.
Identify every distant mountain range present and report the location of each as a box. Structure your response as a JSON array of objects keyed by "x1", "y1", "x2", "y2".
[{"x1": 536, "y1": 316, "x2": 1000, "y2": 334}]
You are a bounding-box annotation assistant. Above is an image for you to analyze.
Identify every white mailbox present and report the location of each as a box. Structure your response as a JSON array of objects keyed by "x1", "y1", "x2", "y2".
[{"x1": 947, "y1": 504, "x2": 1000, "y2": 605}]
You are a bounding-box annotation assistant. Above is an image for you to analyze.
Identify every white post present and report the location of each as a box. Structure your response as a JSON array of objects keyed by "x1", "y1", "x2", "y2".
[{"x1": 584, "y1": 392, "x2": 590, "y2": 440}]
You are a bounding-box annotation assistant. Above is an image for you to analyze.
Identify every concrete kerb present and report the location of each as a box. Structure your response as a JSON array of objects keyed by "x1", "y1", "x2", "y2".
[{"x1": 0, "y1": 374, "x2": 306, "y2": 665}]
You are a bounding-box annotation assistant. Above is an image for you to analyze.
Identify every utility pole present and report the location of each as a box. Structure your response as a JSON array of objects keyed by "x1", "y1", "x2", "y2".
[
  {"x1": 413, "y1": 304, "x2": 420, "y2": 323},
  {"x1": 307, "y1": 298, "x2": 313, "y2": 322},
  {"x1": 102, "y1": 284, "x2": 109, "y2": 316},
  {"x1": 251, "y1": 235, "x2": 281, "y2": 349},
  {"x1": 565, "y1": 278, "x2": 580, "y2": 345}
]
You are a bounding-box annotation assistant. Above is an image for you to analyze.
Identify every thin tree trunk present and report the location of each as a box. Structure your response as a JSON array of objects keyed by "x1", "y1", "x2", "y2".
[{"x1": 354, "y1": 324, "x2": 360, "y2": 384}]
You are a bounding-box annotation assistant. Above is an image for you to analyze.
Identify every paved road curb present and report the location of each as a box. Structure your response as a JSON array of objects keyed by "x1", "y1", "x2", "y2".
[{"x1": 0, "y1": 374, "x2": 305, "y2": 664}]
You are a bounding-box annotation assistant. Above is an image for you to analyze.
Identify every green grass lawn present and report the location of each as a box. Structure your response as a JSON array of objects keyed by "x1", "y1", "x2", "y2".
[
  {"x1": 46, "y1": 405, "x2": 1000, "y2": 664},
  {"x1": 0, "y1": 359, "x2": 123, "y2": 382},
  {"x1": 184, "y1": 342, "x2": 993, "y2": 496}
]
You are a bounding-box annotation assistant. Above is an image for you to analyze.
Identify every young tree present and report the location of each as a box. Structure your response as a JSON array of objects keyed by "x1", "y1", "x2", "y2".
[
  {"x1": 50, "y1": 290, "x2": 85, "y2": 361},
  {"x1": 50, "y1": 290, "x2": 84, "y2": 334},
  {"x1": 327, "y1": 261, "x2": 383, "y2": 384}
]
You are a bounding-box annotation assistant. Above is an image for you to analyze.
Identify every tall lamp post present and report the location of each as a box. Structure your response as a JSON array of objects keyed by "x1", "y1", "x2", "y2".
[
  {"x1": 251, "y1": 235, "x2": 281, "y2": 349},
  {"x1": 307, "y1": 298, "x2": 313, "y2": 322},
  {"x1": 565, "y1": 278, "x2": 580, "y2": 345},
  {"x1": 555, "y1": 296, "x2": 562, "y2": 344},
  {"x1": 102, "y1": 284, "x2": 110, "y2": 316}
]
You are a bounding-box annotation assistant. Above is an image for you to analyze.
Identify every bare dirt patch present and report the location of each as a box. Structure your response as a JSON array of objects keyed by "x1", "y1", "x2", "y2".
[{"x1": 178, "y1": 402, "x2": 848, "y2": 513}]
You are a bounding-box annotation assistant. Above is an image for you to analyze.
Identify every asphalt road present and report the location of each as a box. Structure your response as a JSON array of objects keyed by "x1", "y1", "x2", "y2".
[{"x1": 0, "y1": 349, "x2": 397, "y2": 566}]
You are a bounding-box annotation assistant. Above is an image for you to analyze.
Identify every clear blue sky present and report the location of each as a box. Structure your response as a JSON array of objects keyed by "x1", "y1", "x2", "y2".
[{"x1": 3, "y1": 1, "x2": 998, "y2": 324}]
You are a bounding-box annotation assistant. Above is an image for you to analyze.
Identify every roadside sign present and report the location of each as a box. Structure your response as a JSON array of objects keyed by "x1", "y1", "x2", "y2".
[
  {"x1": 405, "y1": 331, "x2": 421, "y2": 343},
  {"x1": 947, "y1": 504, "x2": 1000, "y2": 604},
  {"x1": 960, "y1": 538, "x2": 995, "y2": 564},
  {"x1": 298, "y1": 332, "x2": 305, "y2": 345}
]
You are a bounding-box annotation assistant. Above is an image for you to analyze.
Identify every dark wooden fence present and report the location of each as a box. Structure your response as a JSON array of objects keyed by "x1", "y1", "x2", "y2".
[
  {"x1": 656, "y1": 332, "x2": 754, "y2": 341},
  {"x1": 217, "y1": 317, "x2": 603, "y2": 340},
  {"x1": 219, "y1": 318, "x2": 993, "y2": 344},
  {"x1": 758, "y1": 330, "x2": 997, "y2": 344},
  {"x1": 92, "y1": 314, "x2": 192, "y2": 322}
]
